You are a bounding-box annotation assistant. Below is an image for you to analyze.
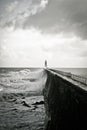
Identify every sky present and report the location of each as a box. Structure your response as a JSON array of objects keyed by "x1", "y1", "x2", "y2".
[{"x1": 0, "y1": 0, "x2": 87, "y2": 67}]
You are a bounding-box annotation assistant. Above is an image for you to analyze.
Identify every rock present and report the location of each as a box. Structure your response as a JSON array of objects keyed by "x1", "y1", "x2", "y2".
[
  {"x1": 22, "y1": 101, "x2": 31, "y2": 107},
  {"x1": 32, "y1": 101, "x2": 44, "y2": 105}
]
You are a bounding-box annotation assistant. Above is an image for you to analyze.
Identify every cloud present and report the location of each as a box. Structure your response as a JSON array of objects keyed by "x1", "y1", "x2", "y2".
[
  {"x1": 1, "y1": 0, "x2": 87, "y2": 39},
  {"x1": 22, "y1": 0, "x2": 87, "y2": 39},
  {"x1": 40, "y1": 0, "x2": 48, "y2": 8},
  {"x1": 6, "y1": 1, "x2": 18, "y2": 12},
  {"x1": 0, "y1": 27, "x2": 87, "y2": 67},
  {"x1": 0, "y1": 0, "x2": 87, "y2": 67},
  {"x1": 0, "y1": 0, "x2": 49, "y2": 29}
]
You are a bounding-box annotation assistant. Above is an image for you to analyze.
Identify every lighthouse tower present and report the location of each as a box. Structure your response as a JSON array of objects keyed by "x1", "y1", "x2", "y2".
[{"x1": 45, "y1": 60, "x2": 47, "y2": 68}]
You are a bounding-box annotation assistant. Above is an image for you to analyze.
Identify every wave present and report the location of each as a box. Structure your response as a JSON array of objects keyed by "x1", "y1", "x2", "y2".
[
  {"x1": 0, "y1": 87, "x2": 3, "y2": 92},
  {"x1": 0, "y1": 69, "x2": 47, "y2": 94}
]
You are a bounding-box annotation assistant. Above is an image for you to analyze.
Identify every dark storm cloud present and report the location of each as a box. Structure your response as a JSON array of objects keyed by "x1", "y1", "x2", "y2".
[
  {"x1": 0, "y1": 0, "x2": 87, "y2": 39},
  {"x1": 23, "y1": 0, "x2": 87, "y2": 39}
]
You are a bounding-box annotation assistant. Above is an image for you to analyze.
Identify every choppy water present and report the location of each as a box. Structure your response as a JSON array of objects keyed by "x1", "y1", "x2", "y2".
[{"x1": 0, "y1": 68, "x2": 47, "y2": 130}]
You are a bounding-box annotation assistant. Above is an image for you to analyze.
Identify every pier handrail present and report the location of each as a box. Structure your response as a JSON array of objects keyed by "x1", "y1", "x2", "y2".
[{"x1": 50, "y1": 69, "x2": 87, "y2": 85}]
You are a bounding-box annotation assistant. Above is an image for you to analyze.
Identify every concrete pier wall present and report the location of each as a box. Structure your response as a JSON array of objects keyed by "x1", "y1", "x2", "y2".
[{"x1": 43, "y1": 69, "x2": 87, "y2": 130}]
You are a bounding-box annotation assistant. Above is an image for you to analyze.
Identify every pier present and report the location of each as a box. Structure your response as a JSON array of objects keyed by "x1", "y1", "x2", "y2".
[{"x1": 43, "y1": 68, "x2": 87, "y2": 130}]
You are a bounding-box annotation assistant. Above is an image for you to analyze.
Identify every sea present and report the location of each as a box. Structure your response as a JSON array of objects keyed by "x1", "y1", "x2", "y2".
[
  {"x1": 0, "y1": 67, "x2": 87, "y2": 130},
  {"x1": 0, "y1": 68, "x2": 47, "y2": 130}
]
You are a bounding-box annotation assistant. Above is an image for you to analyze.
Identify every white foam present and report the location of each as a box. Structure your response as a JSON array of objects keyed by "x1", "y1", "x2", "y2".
[{"x1": 0, "y1": 87, "x2": 3, "y2": 91}]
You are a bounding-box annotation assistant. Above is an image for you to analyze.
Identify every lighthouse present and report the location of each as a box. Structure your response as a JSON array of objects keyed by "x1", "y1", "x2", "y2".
[{"x1": 45, "y1": 60, "x2": 47, "y2": 68}]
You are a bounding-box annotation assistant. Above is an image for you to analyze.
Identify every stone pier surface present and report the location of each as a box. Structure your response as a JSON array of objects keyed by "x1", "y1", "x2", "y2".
[{"x1": 43, "y1": 69, "x2": 87, "y2": 130}]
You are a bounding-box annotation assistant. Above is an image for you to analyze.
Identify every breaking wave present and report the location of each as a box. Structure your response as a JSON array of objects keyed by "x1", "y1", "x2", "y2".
[{"x1": 0, "y1": 68, "x2": 47, "y2": 94}]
